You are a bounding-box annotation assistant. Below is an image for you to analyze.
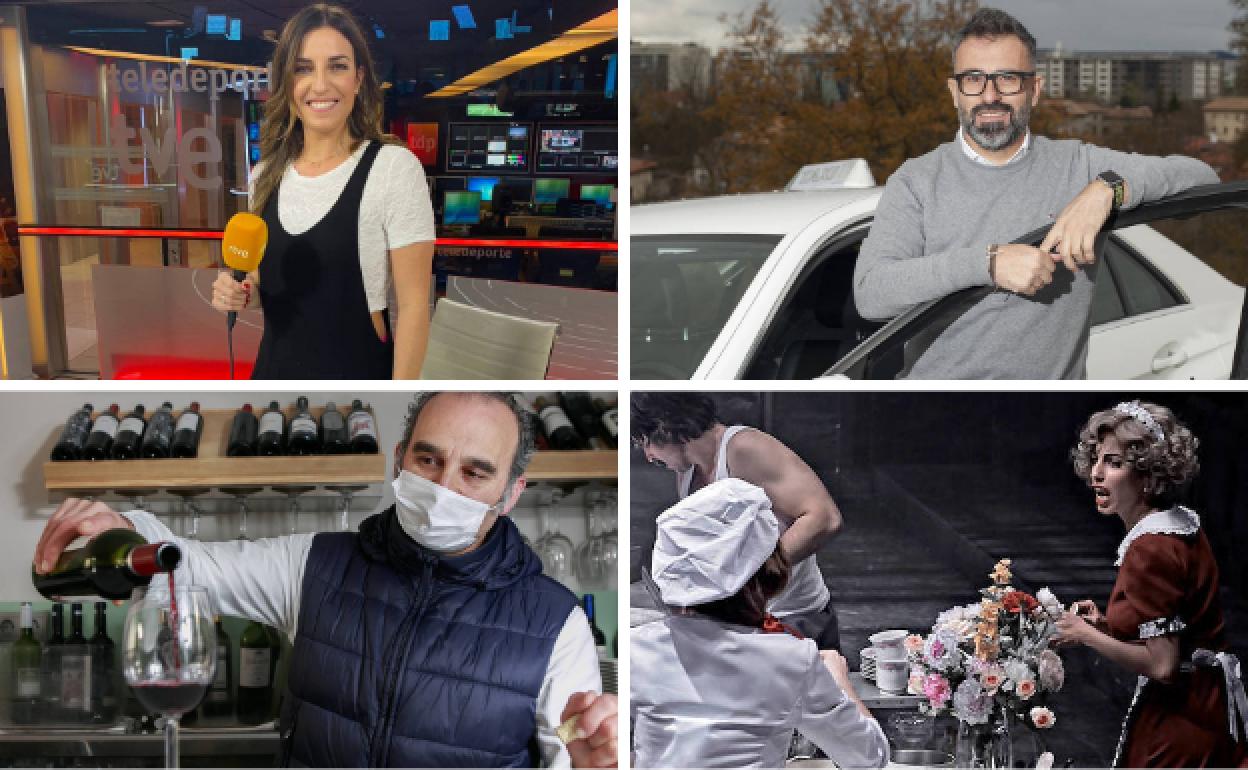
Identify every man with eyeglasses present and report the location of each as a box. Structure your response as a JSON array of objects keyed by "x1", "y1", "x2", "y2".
[
  {"x1": 631, "y1": 392, "x2": 843, "y2": 649},
  {"x1": 853, "y1": 7, "x2": 1218, "y2": 379}
]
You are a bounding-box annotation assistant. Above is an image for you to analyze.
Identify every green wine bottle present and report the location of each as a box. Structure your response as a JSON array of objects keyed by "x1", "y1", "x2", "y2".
[
  {"x1": 237, "y1": 621, "x2": 274, "y2": 724},
  {"x1": 11, "y1": 602, "x2": 42, "y2": 724},
  {"x1": 33, "y1": 528, "x2": 181, "y2": 601}
]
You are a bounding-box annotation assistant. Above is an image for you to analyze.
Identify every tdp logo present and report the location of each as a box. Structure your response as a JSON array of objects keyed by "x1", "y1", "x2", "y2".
[{"x1": 409, "y1": 135, "x2": 436, "y2": 153}]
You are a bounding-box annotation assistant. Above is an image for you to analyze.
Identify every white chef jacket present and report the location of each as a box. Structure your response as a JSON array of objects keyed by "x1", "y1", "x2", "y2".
[
  {"x1": 631, "y1": 613, "x2": 889, "y2": 769},
  {"x1": 676, "y1": 426, "x2": 832, "y2": 621},
  {"x1": 124, "y1": 510, "x2": 601, "y2": 768}
]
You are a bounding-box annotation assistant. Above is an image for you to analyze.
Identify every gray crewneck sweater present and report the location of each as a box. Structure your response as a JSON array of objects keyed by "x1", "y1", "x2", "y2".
[{"x1": 853, "y1": 136, "x2": 1218, "y2": 379}]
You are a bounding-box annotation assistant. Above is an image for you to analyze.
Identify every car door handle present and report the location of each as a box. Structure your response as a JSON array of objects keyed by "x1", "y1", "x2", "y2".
[{"x1": 1151, "y1": 343, "x2": 1189, "y2": 373}]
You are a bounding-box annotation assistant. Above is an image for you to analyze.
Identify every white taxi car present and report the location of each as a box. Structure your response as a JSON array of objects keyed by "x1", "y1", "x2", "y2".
[{"x1": 631, "y1": 161, "x2": 1248, "y2": 379}]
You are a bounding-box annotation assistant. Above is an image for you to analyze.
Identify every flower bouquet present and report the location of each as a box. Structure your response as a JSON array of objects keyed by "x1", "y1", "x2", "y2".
[{"x1": 907, "y1": 560, "x2": 1066, "y2": 767}]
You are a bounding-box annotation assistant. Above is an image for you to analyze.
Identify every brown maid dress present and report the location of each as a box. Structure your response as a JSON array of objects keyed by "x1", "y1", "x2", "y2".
[{"x1": 1106, "y1": 525, "x2": 1248, "y2": 768}]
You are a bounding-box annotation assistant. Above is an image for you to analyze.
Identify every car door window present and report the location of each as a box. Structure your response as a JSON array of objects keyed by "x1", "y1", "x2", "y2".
[
  {"x1": 743, "y1": 227, "x2": 881, "y2": 379},
  {"x1": 1101, "y1": 237, "x2": 1181, "y2": 318},
  {"x1": 630, "y1": 235, "x2": 778, "y2": 379},
  {"x1": 1088, "y1": 249, "x2": 1126, "y2": 327}
]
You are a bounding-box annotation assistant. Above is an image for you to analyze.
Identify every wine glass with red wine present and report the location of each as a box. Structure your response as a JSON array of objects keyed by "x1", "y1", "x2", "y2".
[{"x1": 122, "y1": 584, "x2": 217, "y2": 768}]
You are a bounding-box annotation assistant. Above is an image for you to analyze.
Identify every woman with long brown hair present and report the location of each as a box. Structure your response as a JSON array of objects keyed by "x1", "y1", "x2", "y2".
[{"x1": 211, "y1": 3, "x2": 434, "y2": 379}]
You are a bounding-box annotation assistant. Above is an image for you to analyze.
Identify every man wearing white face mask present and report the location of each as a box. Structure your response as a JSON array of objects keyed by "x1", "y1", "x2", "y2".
[{"x1": 33, "y1": 392, "x2": 618, "y2": 769}]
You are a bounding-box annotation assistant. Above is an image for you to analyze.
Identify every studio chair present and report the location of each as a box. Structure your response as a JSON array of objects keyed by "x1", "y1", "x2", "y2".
[{"x1": 420, "y1": 298, "x2": 559, "y2": 379}]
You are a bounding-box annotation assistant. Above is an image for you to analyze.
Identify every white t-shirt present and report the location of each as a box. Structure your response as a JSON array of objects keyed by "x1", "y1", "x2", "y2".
[
  {"x1": 124, "y1": 510, "x2": 600, "y2": 767},
  {"x1": 251, "y1": 141, "x2": 437, "y2": 313}
]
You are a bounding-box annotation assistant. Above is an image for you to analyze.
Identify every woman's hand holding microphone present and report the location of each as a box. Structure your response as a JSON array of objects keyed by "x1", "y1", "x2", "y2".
[{"x1": 211, "y1": 271, "x2": 252, "y2": 313}]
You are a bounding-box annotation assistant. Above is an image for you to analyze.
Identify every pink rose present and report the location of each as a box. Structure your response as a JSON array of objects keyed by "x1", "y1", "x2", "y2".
[
  {"x1": 905, "y1": 634, "x2": 925, "y2": 654},
  {"x1": 1030, "y1": 706, "x2": 1056, "y2": 729},
  {"x1": 1017, "y1": 678, "x2": 1037, "y2": 699},
  {"x1": 923, "y1": 673, "x2": 952, "y2": 709}
]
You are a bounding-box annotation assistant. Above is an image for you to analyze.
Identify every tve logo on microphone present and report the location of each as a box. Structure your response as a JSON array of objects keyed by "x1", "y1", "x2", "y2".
[{"x1": 406, "y1": 123, "x2": 439, "y2": 166}]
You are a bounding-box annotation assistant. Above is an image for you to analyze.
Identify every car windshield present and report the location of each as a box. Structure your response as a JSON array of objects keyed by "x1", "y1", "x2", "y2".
[{"x1": 631, "y1": 235, "x2": 780, "y2": 378}]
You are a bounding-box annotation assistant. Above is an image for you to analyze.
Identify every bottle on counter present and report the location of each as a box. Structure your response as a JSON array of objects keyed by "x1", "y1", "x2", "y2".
[
  {"x1": 237, "y1": 621, "x2": 277, "y2": 724},
  {"x1": 41, "y1": 603, "x2": 66, "y2": 722},
  {"x1": 50, "y1": 403, "x2": 95, "y2": 462},
  {"x1": 11, "y1": 601, "x2": 42, "y2": 724},
  {"x1": 321, "y1": 401, "x2": 349, "y2": 454},
  {"x1": 226, "y1": 403, "x2": 259, "y2": 457},
  {"x1": 257, "y1": 401, "x2": 286, "y2": 456},
  {"x1": 109, "y1": 405, "x2": 147, "y2": 460},
  {"x1": 202, "y1": 615, "x2": 234, "y2": 720},
  {"x1": 347, "y1": 400, "x2": 379, "y2": 454},
  {"x1": 561, "y1": 392, "x2": 607, "y2": 450},
  {"x1": 582, "y1": 594, "x2": 609, "y2": 659},
  {"x1": 81, "y1": 404, "x2": 121, "y2": 461},
  {"x1": 594, "y1": 397, "x2": 618, "y2": 449},
  {"x1": 170, "y1": 402, "x2": 204, "y2": 459},
  {"x1": 534, "y1": 395, "x2": 584, "y2": 450},
  {"x1": 140, "y1": 401, "x2": 176, "y2": 459},
  {"x1": 32, "y1": 528, "x2": 182, "y2": 601},
  {"x1": 89, "y1": 601, "x2": 118, "y2": 725},
  {"x1": 61, "y1": 603, "x2": 92, "y2": 723},
  {"x1": 287, "y1": 397, "x2": 320, "y2": 456}
]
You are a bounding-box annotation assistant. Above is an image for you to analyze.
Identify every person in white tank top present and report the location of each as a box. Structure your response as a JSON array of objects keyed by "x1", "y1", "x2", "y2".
[{"x1": 632, "y1": 393, "x2": 843, "y2": 648}]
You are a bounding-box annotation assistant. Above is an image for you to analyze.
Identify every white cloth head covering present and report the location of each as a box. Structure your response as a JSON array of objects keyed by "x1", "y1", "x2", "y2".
[{"x1": 651, "y1": 478, "x2": 780, "y2": 606}]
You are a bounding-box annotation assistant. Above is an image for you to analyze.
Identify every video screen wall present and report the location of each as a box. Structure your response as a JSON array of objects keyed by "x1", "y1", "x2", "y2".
[{"x1": 446, "y1": 122, "x2": 531, "y2": 171}]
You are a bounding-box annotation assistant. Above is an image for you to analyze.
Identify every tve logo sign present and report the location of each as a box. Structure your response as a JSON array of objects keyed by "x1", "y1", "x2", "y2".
[{"x1": 406, "y1": 123, "x2": 439, "y2": 167}]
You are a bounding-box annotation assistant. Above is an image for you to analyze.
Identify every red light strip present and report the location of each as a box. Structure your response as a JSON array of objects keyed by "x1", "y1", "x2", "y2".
[
  {"x1": 18, "y1": 226, "x2": 223, "y2": 240},
  {"x1": 17, "y1": 226, "x2": 618, "y2": 250}
]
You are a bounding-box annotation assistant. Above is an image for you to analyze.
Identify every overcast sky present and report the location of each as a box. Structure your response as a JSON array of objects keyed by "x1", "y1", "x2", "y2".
[{"x1": 631, "y1": 0, "x2": 1242, "y2": 53}]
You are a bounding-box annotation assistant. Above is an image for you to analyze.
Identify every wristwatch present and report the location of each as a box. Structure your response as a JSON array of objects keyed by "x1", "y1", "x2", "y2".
[{"x1": 1097, "y1": 170, "x2": 1126, "y2": 210}]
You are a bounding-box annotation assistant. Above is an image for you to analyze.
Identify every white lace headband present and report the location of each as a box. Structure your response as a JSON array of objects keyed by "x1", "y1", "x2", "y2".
[{"x1": 1114, "y1": 400, "x2": 1164, "y2": 443}]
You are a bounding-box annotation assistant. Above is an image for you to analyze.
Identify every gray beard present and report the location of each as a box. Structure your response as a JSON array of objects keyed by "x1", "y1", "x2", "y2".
[{"x1": 962, "y1": 103, "x2": 1030, "y2": 152}]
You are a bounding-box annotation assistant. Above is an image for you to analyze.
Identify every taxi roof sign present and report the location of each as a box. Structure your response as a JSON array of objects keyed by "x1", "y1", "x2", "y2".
[{"x1": 786, "y1": 159, "x2": 876, "y2": 191}]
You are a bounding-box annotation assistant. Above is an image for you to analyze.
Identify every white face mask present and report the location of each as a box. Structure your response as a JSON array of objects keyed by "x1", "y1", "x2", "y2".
[{"x1": 391, "y1": 470, "x2": 499, "y2": 553}]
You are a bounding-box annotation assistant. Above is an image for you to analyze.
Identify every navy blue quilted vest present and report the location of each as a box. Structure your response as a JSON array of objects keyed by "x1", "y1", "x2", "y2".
[{"x1": 281, "y1": 507, "x2": 577, "y2": 767}]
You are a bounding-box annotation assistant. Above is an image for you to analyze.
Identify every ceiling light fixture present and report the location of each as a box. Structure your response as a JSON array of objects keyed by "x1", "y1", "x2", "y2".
[{"x1": 428, "y1": 9, "x2": 617, "y2": 98}]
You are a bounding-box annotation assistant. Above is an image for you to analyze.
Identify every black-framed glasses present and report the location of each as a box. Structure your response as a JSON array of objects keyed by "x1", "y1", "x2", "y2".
[{"x1": 951, "y1": 70, "x2": 1035, "y2": 96}]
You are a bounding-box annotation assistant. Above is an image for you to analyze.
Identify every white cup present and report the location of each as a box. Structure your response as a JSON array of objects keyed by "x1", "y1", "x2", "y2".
[
  {"x1": 876, "y1": 658, "x2": 908, "y2": 694},
  {"x1": 869, "y1": 630, "x2": 908, "y2": 661}
]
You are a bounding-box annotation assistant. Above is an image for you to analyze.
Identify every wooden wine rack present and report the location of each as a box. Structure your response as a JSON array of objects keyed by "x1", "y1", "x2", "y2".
[
  {"x1": 43, "y1": 407, "x2": 383, "y2": 493},
  {"x1": 43, "y1": 408, "x2": 618, "y2": 493}
]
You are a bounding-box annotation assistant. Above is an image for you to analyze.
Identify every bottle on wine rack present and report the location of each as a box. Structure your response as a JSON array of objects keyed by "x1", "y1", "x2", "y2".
[
  {"x1": 257, "y1": 401, "x2": 286, "y2": 456},
  {"x1": 61, "y1": 603, "x2": 92, "y2": 723},
  {"x1": 582, "y1": 594, "x2": 609, "y2": 658},
  {"x1": 81, "y1": 404, "x2": 120, "y2": 461},
  {"x1": 561, "y1": 392, "x2": 607, "y2": 450},
  {"x1": 41, "y1": 603, "x2": 65, "y2": 722},
  {"x1": 593, "y1": 397, "x2": 618, "y2": 449},
  {"x1": 321, "y1": 401, "x2": 349, "y2": 454},
  {"x1": 202, "y1": 615, "x2": 233, "y2": 720},
  {"x1": 226, "y1": 403, "x2": 259, "y2": 457},
  {"x1": 237, "y1": 621, "x2": 276, "y2": 724},
  {"x1": 140, "y1": 401, "x2": 175, "y2": 459},
  {"x1": 170, "y1": 402, "x2": 203, "y2": 459},
  {"x1": 10, "y1": 602, "x2": 42, "y2": 724},
  {"x1": 515, "y1": 394, "x2": 550, "y2": 451},
  {"x1": 534, "y1": 395, "x2": 585, "y2": 450},
  {"x1": 50, "y1": 403, "x2": 95, "y2": 462},
  {"x1": 347, "y1": 400, "x2": 378, "y2": 454},
  {"x1": 32, "y1": 528, "x2": 182, "y2": 601},
  {"x1": 287, "y1": 396, "x2": 320, "y2": 456},
  {"x1": 109, "y1": 405, "x2": 147, "y2": 460}
]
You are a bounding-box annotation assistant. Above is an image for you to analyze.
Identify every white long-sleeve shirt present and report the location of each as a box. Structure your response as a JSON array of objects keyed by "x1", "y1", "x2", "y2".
[
  {"x1": 124, "y1": 510, "x2": 601, "y2": 767},
  {"x1": 632, "y1": 614, "x2": 889, "y2": 769}
]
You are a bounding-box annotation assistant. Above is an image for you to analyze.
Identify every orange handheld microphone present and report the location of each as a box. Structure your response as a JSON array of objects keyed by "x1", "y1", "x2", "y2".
[
  {"x1": 220, "y1": 213, "x2": 267, "y2": 379},
  {"x1": 221, "y1": 212, "x2": 268, "y2": 331}
]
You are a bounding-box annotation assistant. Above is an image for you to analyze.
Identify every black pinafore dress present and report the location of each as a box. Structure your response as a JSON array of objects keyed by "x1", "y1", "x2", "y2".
[{"x1": 252, "y1": 140, "x2": 393, "y2": 379}]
